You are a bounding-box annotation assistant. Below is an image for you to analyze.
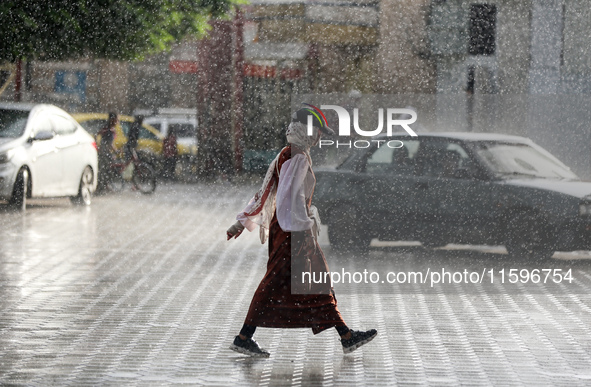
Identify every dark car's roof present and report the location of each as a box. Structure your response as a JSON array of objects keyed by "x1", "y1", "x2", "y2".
[{"x1": 381, "y1": 132, "x2": 531, "y2": 144}]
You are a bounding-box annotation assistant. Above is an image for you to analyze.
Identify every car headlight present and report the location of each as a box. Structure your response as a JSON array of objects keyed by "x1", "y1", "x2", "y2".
[
  {"x1": 0, "y1": 149, "x2": 15, "y2": 164},
  {"x1": 579, "y1": 203, "x2": 591, "y2": 216}
]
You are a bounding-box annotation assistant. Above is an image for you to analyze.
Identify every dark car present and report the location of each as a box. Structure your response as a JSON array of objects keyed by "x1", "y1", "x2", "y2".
[{"x1": 314, "y1": 133, "x2": 591, "y2": 259}]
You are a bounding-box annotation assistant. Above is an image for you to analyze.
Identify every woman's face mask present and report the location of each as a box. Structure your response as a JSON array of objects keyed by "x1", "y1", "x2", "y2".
[{"x1": 311, "y1": 128, "x2": 321, "y2": 147}]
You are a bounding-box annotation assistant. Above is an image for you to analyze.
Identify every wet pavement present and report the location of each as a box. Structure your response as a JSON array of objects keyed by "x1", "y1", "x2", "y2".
[{"x1": 1, "y1": 182, "x2": 591, "y2": 386}]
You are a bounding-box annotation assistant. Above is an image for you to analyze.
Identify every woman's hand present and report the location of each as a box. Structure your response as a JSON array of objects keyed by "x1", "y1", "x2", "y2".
[
  {"x1": 226, "y1": 221, "x2": 245, "y2": 240},
  {"x1": 308, "y1": 205, "x2": 321, "y2": 239}
]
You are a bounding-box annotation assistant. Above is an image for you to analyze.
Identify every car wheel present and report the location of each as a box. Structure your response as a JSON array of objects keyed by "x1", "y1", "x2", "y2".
[
  {"x1": 71, "y1": 166, "x2": 94, "y2": 206},
  {"x1": 505, "y1": 212, "x2": 555, "y2": 261},
  {"x1": 9, "y1": 168, "x2": 29, "y2": 211},
  {"x1": 327, "y1": 209, "x2": 371, "y2": 253}
]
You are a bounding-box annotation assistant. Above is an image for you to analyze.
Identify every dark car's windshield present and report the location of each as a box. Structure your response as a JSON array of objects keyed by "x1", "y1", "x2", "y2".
[
  {"x1": 475, "y1": 142, "x2": 579, "y2": 180},
  {"x1": 0, "y1": 109, "x2": 29, "y2": 138}
]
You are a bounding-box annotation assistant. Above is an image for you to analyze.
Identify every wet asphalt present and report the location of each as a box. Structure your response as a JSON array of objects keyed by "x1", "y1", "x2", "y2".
[{"x1": 1, "y1": 182, "x2": 591, "y2": 386}]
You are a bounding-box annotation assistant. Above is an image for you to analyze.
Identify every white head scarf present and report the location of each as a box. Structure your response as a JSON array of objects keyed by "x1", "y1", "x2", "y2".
[
  {"x1": 241, "y1": 121, "x2": 320, "y2": 243},
  {"x1": 286, "y1": 121, "x2": 319, "y2": 164}
]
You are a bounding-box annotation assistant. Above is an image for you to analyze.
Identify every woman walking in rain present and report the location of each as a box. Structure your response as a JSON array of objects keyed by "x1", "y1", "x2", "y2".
[{"x1": 226, "y1": 104, "x2": 377, "y2": 357}]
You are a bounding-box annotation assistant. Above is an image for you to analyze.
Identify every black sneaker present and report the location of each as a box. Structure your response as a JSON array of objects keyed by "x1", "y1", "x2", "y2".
[
  {"x1": 229, "y1": 336, "x2": 271, "y2": 358},
  {"x1": 341, "y1": 329, "x2": 377, "y2": 354}
]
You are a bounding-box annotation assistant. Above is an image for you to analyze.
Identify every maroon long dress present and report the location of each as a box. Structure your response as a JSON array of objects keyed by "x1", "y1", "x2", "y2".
[{"x1": 243, "y1": 146, "x2": 345, "y2": 334}]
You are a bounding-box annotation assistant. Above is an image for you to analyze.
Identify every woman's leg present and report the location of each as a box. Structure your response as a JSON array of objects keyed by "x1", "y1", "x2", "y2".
[
  {"x1": 337, "y1": 325, "x2": 378, "y2": 353},
  {"x1": 335, "y1": 325, "x2": 351, "y2": 339},
  {"x1": 239, "y1": 324, "x2": 256, "y2": 340},
  {"x1": 230, "y1": 324, "x2": 270, "y2": 357}
]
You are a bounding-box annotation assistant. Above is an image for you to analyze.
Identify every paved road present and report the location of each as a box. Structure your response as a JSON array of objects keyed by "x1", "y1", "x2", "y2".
[{"x1": 1, "y1": 183, "x2": 591, "y2": 386}]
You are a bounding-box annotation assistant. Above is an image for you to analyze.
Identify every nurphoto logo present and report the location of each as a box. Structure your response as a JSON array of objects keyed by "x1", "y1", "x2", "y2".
[{"x1": 307, "y1": 106, "x2": 418, "y2": 149}]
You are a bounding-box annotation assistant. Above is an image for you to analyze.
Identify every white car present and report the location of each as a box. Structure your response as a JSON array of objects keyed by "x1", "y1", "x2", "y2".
[{"x1": 0, "y1": 103, "x2": 98, "y2": 209}]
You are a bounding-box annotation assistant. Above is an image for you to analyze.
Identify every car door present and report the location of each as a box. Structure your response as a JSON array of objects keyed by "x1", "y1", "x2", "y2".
[
  {"x1": 51, "y1": 113, "x2": 83, "y2": 194},
  {"x1": 28, "y1": 111, "x2": 63, "y2": 196},
  {"x1": 357, "y1": 139, "x2": 420, "y2": 240},
  {"x1": 412, "y1": 138, "x2": 498, "y2": 244}
]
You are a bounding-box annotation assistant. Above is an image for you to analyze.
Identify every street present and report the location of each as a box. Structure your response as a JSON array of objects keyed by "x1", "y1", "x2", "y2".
[{"x1": 1, "y1": 183, "x2": 591, "y2": 386}]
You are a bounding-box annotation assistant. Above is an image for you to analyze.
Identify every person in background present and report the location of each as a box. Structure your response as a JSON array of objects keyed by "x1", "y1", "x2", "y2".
[
  {"x1": 126, "y1": 115, "x2": 143, "y2": 160},
  {"x1": 163, "y1": 126, "x2": 178, "y2": 180},
  {"x1": 96, "y1": 112, "x2": 118, "y2": 190}
]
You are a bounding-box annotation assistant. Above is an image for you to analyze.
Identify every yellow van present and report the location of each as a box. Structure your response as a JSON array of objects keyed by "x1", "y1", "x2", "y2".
[{"x1": 72, "y1": 113, "x2": 191, "y2": 167}]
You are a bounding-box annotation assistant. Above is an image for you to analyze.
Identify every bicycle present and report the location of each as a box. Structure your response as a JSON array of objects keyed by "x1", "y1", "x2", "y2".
[{"x1": 104, "y1": 149, "x2": 157, "y2": 194}]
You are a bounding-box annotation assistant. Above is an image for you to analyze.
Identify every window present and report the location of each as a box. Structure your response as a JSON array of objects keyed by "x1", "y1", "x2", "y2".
[
  {"x1": 0, "y1": 109, "x2": 29, "y2": 138},
  {"x1": 365, "y1": 140, "x2": 419, "y2": 175},
  {"x1": 51, "y1": 115, "x2": 77, "y2": 135},
  {"x1": 469, "y1": 4, "x2": 496, "y2": 55},
  {"x1": 169, "y1": 123, "x2": 196, "y2": 138},
  {"x1": 32, "y1": 112, "x2": 54, "y2": 136},
  {"x1": 139, "y1": 126, "x2": 159, "y2": 141},
  {"x1": 119, "y1": 121, "x2": 131, "y2": 136},
  {"x1": 366, "y1": 146, "x2": 393, "y2": 173},
  {"x1": 474, "y1": 142, "x2": 578, "y2": 180},
  {"x1": 416, "y1": 141, "x2": 475, "y2": 179}
]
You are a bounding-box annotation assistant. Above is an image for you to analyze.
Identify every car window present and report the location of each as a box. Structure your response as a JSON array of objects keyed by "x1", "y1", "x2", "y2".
[
  {"x1": 365, "y1": 140, "x2": 419, "y2": 175},
  {"x1": 0, "y1": 109, "x2": 29, "y2": 138},
  {"x1": 51, "y1": 114, "x2": 77, "y2": 135},
  {"x1": 169, "y1": 123, "x2": 196, "y2": 137},
  {"x1": 149, "y1": 122, "x2": 162, "y2": 132},
  {"x1": 32, "y1": 112, "x2": 54, "y2": 136},
  {"x1": 119, "y1": 121, "x2": 131, "y2": 136},
  {"x1": 139, "y1": 126, "x2": 159, "y2": 140},
  {"x1": 415, "y1": 140, "x2": 475, "y2": 179},
  {"x1": 79, "y1": 119, "x2": 106, "y2": 136},
  {"x1": 475, "y1": 142, "x2": 579, "y2": 180}
]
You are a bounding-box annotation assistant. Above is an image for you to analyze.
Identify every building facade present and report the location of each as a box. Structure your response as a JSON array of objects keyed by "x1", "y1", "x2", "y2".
[
  {"x1": 1, "y1": 1, "x2": 590, "y2": 174},
  {"x1": 0, "y1": 41, "x2": 200, "y2": 115}
]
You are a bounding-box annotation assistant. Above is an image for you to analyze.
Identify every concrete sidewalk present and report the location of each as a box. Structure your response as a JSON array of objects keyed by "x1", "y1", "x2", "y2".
[{"x1": 0, "y1": 183, "x2": 590, "y2": 385}]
